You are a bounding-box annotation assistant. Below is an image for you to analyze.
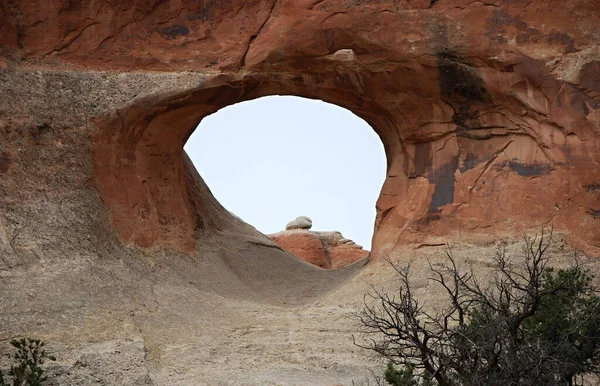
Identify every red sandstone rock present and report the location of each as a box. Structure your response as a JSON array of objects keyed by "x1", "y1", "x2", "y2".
[
  {"x1": 269, "y1": 230, "x2": 369, "y2": 269},
  {"x1": 1, "y1": 0, "x2": 599, "y2": 257},
  {"x1": 269, "y1": 230, "x2": 330, "y2": 268},
  {"x1": 329, "y1": 244, "x2": 370, "y2": 269}
]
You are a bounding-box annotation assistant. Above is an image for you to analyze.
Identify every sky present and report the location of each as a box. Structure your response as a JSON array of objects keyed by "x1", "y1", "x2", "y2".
[{"x1": 184, "y1": 96, "x2": 386, "y2": 249}]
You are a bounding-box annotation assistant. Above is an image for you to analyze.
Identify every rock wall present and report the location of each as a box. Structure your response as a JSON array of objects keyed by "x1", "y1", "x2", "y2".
[
  {"x1": 269, "y1": 230, "x2": 369, "y2": 269},
  {"x1": 3, "y1": 0, "x2": 598, "y2": 256}
]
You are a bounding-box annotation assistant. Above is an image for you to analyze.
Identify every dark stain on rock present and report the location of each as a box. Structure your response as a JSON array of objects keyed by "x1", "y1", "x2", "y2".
[
  {"x1": 486, "y1": 9, "x2": 577, "y2": 54},
  {"x1": 160, "y1": 25, "x2": 190, "y2": 40},
  {"x1": 59, "y1": 0, "x2": 82, "y2": 12},
  {"x1": 487, "y1": 8, "x2": 512, "y2": 31},
  {"x1": 0, "y1": 152, "x2": 12, "y2": 173},
  {"x1": 587, "y1": 208, "x2": 600, "y2": 219},
  {"x1": 413, "y1": 142, "x2": 432, "y2": 176},
  {"x1": 486, "y1": 9, "x2": 524, "y2": 44},
  {"x1": 453, "y1": 105, "x2": 478, "y2": 129},
  {"x1": 556, "y1": 83, "x2": 598, "y2": 112},
  {"x1": 460, "y1": 152, "x2": 480, "y2": 172},
  {"x1": 419, "y1": 212, "x2": 441, "y2": 225},
  {"x1": 579, "y1": 61, "x2": 600, "y2": 93},
  {"x1": 437, "y1": 53, "x2": 490, "y2": 103},
  {"x1": 436, "y1": 53, "x2": 490, "y2": 130},
  {"x1": 508, "y1": 160, "x2": 550, "y2": 177},
  {"x1": 187, "y1": 8, "x2": 213, "y2": 22},
  {"x1": 546, "y1": 30, "x2": 577, "y2": 54},
  {"x1": 515, "y1": 28, "x2": 578, "y2": 54},
  {"x1": 570, "y1": 94, "x2": 591, "y2": 115},
  {"x1": 31, "y1": 122, "x2": 50, "y2": 140},
  {"x1": 585, "y1": 181, "x2": 600, "y2": 193},
  {"x1": 427, "y1": 157, "x2": 458, "y2": 213}
]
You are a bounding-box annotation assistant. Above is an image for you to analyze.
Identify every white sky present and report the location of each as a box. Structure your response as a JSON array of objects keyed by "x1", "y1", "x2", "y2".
[{"x1": 184, "y1": 96, "x2": 386, "y2": 249}]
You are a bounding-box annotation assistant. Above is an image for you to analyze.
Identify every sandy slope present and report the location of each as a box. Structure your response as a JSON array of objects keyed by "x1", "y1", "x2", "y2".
[
  {"x1": 0, "y1": 216, "x2": 381, "y2": 385},
  {"x1": 2, "y1": 213, "x2": 596, "y2": 386}
]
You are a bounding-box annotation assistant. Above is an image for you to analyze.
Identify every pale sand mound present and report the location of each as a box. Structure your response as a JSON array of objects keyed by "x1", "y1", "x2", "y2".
[
  {"x1": 0, "y1": 216, "x2": 378, "y2": 385},
  {"x1": 3, "y1": 230, "x2": 595, "y2": 385}
]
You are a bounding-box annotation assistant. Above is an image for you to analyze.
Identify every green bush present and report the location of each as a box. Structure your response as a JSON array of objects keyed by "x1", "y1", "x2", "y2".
[
  {"x1": 381, "y1": 362, "x2": 436, "y2": 386},
  {"x1": 0, "y1": 338, "x2": 56, "y2": 386}
]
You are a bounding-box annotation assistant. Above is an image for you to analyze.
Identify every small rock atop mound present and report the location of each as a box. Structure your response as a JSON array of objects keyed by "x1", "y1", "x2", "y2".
[
  {"x1": 285, "y1": 216, "x2": 312, "y2": 230},
  {"x1": 268, "y1": 222, "x2": 369, "y2": 269}
]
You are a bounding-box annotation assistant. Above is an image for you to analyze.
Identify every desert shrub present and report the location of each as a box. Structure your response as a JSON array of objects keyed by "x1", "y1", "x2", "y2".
[
  {"x1": 0, "y1": 338, "x2": 56, "y2": 386},
  {"x1": 356, "y1": 230, "x2": 600, "y2": 385}
]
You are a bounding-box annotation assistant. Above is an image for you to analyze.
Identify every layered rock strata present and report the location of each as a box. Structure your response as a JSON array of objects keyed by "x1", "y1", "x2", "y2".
[
  {"x1": 2, "y1": 0, "x2": 598, "y2": 255},
  {"x1": 269, "y1": 229, "x2": 369, "y2": 269}
]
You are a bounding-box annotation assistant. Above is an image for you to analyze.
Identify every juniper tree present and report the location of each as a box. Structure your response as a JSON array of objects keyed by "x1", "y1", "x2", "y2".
[{"x1": 356, "y1": 231, "x2": 600, "y2": 386}]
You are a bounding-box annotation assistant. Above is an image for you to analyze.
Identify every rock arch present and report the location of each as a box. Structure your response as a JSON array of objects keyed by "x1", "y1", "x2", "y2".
[
  {"x1": 1, "y1": 1, "x2": 599, "y2": 258},
  {"x1": 1, "y1": 1, "x2": 600, "y2": 383},
  {"x1": 93, "y1": 73, "x2": 404, "y2": 253},
  {"x1": 94, "y1": 65, "x2": 600, "y2": 257}
]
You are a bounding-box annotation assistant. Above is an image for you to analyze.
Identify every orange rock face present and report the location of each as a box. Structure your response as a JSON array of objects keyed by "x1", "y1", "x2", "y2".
[
  {"x1": 269, "y1": 231, "x2": 330, "y2": 268},
  {"x1": 329, "y1": 243, "x2": 370, "y2": 269},
  {"x1": 269, "y1": 230, "x2": 369, "y2": 269},
  {"x1": 1, "y1": 0, "x2": 600, "y2": 258}
]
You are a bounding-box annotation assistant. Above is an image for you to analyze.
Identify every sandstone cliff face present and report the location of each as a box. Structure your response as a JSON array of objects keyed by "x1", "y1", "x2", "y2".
[
  {"x1": 269, "y1": 230, "x2": 369, "y2": 269},
  {"x1": 0, "y1": 1, "x2": 599, "y2": 384},
  {"x1": 3, "y1": 0, "x2": 598, "y2": 255}
]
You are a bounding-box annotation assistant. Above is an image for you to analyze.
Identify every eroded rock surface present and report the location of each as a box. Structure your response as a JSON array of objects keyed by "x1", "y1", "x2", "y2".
[
  {"x1": 2, "y1": 0, "x2": 597, "y2": 254},
  {"x1": 1, "y1": 0, "x2": 599, "y2": 384},
  {"x1": 2, "y1": 0, "x2": 596, "y2": 254},
  {"x1": 269, "y1": 229, "x2": 369, "y2": 269}
]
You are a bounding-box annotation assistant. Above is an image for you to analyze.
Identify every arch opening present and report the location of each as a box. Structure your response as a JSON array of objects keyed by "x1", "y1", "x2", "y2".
[
  {"x1": 93, "y1": 75, "x2": 402, "y2": 259},
  {"x1": 93, "y1": 76, "x2": 400, "y2": 302},
  {"x1": 184, "y1": 95, "x2": 386, "y2": 268},
  {"x1": 94, "y1": 62, "x2": 600, "y2": 269}
]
